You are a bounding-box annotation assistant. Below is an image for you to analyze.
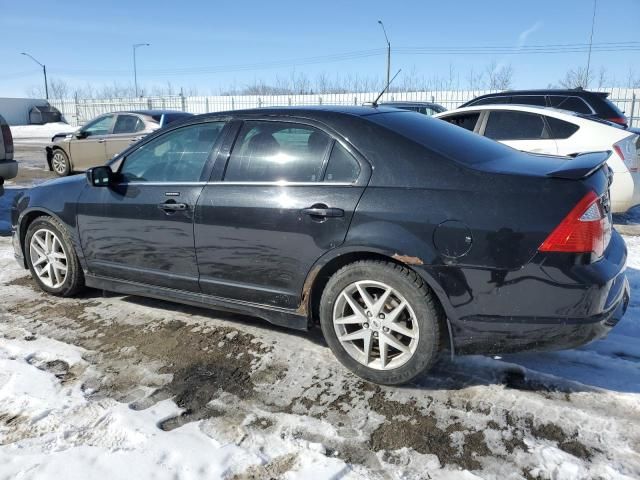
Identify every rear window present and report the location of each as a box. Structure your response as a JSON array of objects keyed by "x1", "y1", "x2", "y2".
[
  {"x1": 369, "y1": 111, "x2": 514, "y2": 166},
  {"x1": 548, "y1": 96, "x2": 592, "y2": 114},
  {"x1": 545, "y1": 117, "x2": 580, "y2": 139}
]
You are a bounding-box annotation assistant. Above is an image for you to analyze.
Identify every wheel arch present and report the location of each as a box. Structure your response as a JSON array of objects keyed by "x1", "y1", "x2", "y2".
[
  {"x1": 304, "y1": 248, "x2": 453, "y2": 353},
  {"x1": 17, "y1": 208, "x2": 66, "y2": 268}
]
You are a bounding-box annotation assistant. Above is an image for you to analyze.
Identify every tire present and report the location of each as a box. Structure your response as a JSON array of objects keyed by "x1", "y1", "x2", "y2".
[
  {"x1": 25, "y1": 216, "x2": 84, "y2": 297},
  {"x1": 319, "y1": 260, "x2": 442, "y2": 385},
  {"x1": 51, "y1": 149, "x2": 71, "y2": 176}
]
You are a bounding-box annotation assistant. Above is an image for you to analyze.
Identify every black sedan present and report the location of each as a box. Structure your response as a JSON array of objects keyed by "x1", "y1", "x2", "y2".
[{"x1": 10, "y1": 106, "x2": 629, "y2": 385}]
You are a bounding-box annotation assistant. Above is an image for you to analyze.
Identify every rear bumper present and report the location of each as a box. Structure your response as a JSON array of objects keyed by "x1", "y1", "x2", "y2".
[
  {"x1": 0, "y1": 160, "x2": 18, "y2": 180},
  {"x1": 429, "y1": 230, "x2": 630, "y2": 355}
]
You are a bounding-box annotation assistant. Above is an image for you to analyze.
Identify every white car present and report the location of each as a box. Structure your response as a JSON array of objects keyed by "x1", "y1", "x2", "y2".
[{"x1": 435, "y1": 105, "x2": 639, "y2": 213}]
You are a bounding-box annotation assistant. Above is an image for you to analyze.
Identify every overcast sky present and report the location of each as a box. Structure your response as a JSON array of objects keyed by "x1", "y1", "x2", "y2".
[{"x1": 1, "y1": 0, "x2": 638, "y2": 96}]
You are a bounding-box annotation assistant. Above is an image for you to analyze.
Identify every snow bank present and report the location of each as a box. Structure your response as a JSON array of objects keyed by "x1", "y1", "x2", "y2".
[{"x1": 10, "y1": 122, "x2": 76, "y2": 141}]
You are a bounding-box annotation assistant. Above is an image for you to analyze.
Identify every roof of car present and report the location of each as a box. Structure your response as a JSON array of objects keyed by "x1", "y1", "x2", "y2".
[
  {"x1": 469, "y1": 88, "x2": 609, "y2": 99},
  {"x1": 127, "y1": 110, "x2": 194, "y2": 116},
  {"x1": 435, "y1": 104, "x2": 627, "y2": 129},
  {"x1": 193, "y1": 105, "x2": 405, "y2": 119},
  {"x1": 380, "y1": 101, "x2": 442, "y2": 107}
]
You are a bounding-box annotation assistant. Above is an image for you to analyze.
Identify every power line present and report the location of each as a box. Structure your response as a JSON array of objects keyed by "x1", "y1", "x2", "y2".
[{"x1": 3, "y1": 41, "x2": 638, "y2": 80}]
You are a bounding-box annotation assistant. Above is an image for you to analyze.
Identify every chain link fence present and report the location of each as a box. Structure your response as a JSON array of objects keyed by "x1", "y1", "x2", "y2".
[{"x1": 50, "y1": 88, "x2": 640, "y2": 128}]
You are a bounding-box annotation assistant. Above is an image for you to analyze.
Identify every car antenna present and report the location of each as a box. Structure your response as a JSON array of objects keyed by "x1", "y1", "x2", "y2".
[{"x1": 372, "y1": 69, "x2": 402, "y2": 107}]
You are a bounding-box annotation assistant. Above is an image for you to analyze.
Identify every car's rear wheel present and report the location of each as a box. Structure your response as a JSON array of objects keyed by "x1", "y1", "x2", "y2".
[
  {"x1": 25, "y1": 216, "x2": 84, "y2": 296},
  {"x1": 51, "y1": 150, "x2": 71, "y2": 176},
  {"x1": 319, "y1": 260, "x2": 442, "y2": 385}
]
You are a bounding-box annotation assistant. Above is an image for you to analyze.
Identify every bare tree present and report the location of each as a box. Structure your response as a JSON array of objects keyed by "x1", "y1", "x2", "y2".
[
  {"x1": 558, "y1": 67, "x2": 592, "y2": 89},
  {"x1": 484, "y1": 61, "x2": 513, "y2": 90},
  {"x1": 48, "y1": 78, "x2": 70, "y2": 100}
]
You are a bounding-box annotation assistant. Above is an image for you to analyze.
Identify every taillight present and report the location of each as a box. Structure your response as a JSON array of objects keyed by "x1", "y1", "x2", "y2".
[
  {"x1": 539, "y1": 191, "x2": 611, "y2": 259},
  {"x1": 614, "y1": 136, "x2": 639, "y2": 172},
  {"x1": 1, "y1": 124, "x2": 13, "y2": 155},
  {"x1": 607, "y1": 116, "x2": 628, "y2": 127}
]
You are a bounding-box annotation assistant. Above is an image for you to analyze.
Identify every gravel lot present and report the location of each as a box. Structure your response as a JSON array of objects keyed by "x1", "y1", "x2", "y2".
[{"x1": 1, "y1": 141, "x2": 639, "y2": 479}]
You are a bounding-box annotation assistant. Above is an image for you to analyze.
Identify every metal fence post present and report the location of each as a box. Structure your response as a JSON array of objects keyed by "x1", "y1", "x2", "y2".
[{"x1": 630, "y1": 93, "x2": 636, "y2": 128}]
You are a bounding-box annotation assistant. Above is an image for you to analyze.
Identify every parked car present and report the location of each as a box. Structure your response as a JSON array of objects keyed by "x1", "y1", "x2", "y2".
[
  {"x1": 435, "y1": 105, "x2": 639, "y2": 213},
  {"x1": 12, "y1": 106, "x2": 629, "y2": 385},
  {"x1": 379, "y1": 101, "x2": 446, "y2": 116},
  {"x1": 460, "y1": 88, "x2": 629, "y2": 128},
  {"x1": 45, "y1": 110, "x2": 193, "y2": 176},
  {"x1": 0, "y1": 114, "x2": 17, "y2": 185}
]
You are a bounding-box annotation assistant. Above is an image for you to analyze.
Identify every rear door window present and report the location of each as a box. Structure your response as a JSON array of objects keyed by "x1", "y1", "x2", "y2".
[
  {"x1": 224, "y1": 121, "x2": 331, "y2": 182},
  {"x1": 549, "y1": 96, "x2": 593, "y2": 114},
  {"x1": 113, "y1": 115, "x2": 145, "y2": 134},
  {"x1": 484, "y1": 111, "x2": 548, "y2": 140},
  {"x1": 545, "y1": 117, "x2": 580, "y2": 139},
  {"x1": 441, "y1": 112, "x2": 480, "y2": 131}
]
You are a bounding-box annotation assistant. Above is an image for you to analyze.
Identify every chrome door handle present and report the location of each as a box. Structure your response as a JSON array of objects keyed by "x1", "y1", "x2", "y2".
[
  {"x1": 302, "y1": 205, "x2": 344, "y2": 218},
  {"x1": 97, "y1": 139, "x2": 106, "y2": 143},
  {"x1": 158, "y1": 202, "x2": 188, "y2": 212}
]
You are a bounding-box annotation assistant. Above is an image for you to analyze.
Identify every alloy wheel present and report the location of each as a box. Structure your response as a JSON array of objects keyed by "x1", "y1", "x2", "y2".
[
  {"x1": 29, "y1": 228, "x2": 68, "y2": 289},
  {"x1": 333, "y1": 280, "x2": 420, "y2": 370},
  {"x1": 51, "y1": 152, "x2": 67, "y2": 175}
]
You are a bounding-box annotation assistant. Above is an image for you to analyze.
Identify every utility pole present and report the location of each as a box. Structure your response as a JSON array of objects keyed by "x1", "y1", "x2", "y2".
[
  {"x1": 585, "y1": 0, "x2": 597, "y2": 88},
  {"x1": 133, "y1": 43, "x2": 150, "y2": 97},
  {"x1": 378, "y1": 20, "x2": 391, "y2": 86},
  {"x1": 21, "y1": 52, "x2": 48, "y2": 99}
]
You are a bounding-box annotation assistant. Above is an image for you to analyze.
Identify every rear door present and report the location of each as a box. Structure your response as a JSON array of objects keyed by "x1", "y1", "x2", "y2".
[
  {"x1": 105, "y1": 114, "x2": 147, "y2": 160},
  {"x1": 194, "y1": 119, "x2": 370, "y2": 310},
  {"x1": 481, "y1": 110, "x2": 558, "y2": 154},
  {"x1": 77, "y1": 121, "x2": 227, "y2": 291},
  {"x1": 70, "y1": 114, "x2": 114, "y2": 170}
]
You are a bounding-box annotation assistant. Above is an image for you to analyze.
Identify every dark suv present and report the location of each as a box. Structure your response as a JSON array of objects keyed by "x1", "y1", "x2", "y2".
[
  {"x1": 461, "y1": 89, "x2": 629, "y2": 128},
  {"x1": 10, "y1": 106, "x2": 629, "y2": 385}
]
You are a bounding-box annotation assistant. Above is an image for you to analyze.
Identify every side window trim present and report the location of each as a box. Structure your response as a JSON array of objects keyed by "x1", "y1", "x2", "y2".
[{"x1": 115, "y1": 121, "x2": 229, "y2": 184}]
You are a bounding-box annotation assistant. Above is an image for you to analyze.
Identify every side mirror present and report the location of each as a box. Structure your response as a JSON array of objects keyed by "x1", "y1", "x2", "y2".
[
  {"x1": 75, "y1": 130, "x2": 88, "y2": 139},
  {"x1": 86, "y1": 166, "x2": 113, "y2": 187}
]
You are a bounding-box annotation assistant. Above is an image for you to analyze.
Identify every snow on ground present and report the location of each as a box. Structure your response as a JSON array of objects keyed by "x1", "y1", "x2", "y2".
[{"x1": 10, "y1": 122, "x2": 76, "y2": 142}]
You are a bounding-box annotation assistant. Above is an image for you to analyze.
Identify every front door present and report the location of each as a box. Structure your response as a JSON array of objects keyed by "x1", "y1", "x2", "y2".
[
  {"x1": 482, "y1": 110, "x2": 558, "y2": 155},
  {"x1": 77, "y1": 121, "x2": 227, "y2": 291},
  {"x1": 195, "y1": 120, "x2": 369, "y2": 309},
  {"x1": 70, "y1": 114, "x2": 114, "y2": 170}
]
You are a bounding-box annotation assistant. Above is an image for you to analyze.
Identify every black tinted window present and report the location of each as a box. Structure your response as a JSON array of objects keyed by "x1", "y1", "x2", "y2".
[
  {"x1": 120, "y1": 122, "x2": 224, "y2": 182},
  {"x1": 484, "y1": 111, "x2": 547, "y2": 140},
  {"x1": 511, "y1": 95, "x2": 546, "y2": 107},
  {"x1": 441, "y1": 113, "x2": 480, "y2": 131},
  {"x1": 468, "y1": 96, "x2": 510, "y2": 106},
  {"x1": 325, "y1": 143, "x2": 360, "y2": 183},
  {"x1": 549, "y1": 96, "x2": 592, "y2": 114},
  {"x1": 113, "y1": 115, "x2": 144, "y2": 134},
  {"x1": 545, "y1": 117, "x2": 580, "y2": 139},
  {"x1": 225, "y1": 122, "x2": 330, "y2": 182}
]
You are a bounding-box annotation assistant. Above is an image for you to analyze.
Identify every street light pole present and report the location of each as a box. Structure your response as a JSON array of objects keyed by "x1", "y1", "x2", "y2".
[
  {"x1": 377, "y1": 20, "x2": 391, "y2": 86},
  {"x1": 133, "y1": 43, "x2": 150, "y2": 97},
  {"x1": 21, "y1": 52, "x2": 48, "y2": 99}
]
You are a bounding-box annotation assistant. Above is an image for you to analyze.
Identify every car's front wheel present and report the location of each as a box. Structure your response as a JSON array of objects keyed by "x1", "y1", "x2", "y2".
[
  {"x1": 51, "y1": 150, "x2": 71, "y2": 176},
  {"x1": 319, "y1": 260, "x2": 442, "y2": 385},
  {"x1": 25, "y1": 216, "x2": 84, "y2": 296}
]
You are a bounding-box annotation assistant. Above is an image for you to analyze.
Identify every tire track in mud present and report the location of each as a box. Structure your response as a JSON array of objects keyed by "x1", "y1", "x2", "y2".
[{"x1": 1, "y1": 274, "x2": 631, "y2": 478}]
